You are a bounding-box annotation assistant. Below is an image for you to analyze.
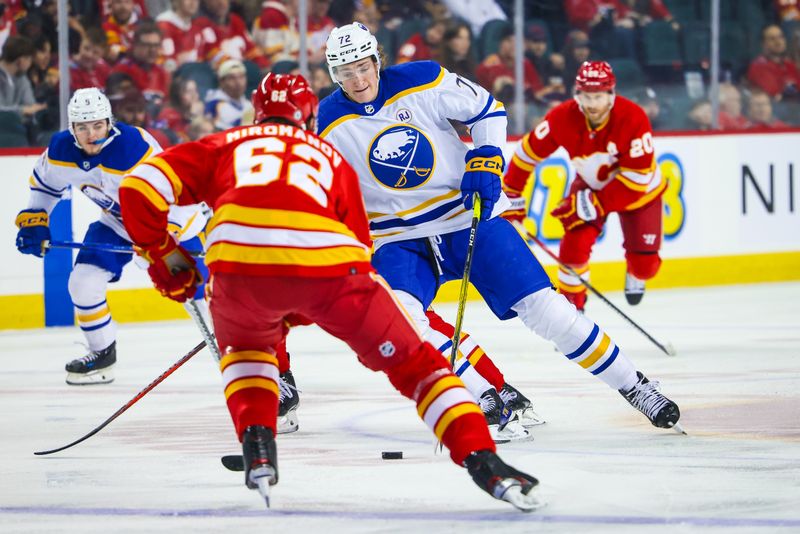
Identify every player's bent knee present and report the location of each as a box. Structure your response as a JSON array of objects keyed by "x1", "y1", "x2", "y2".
[
  {"x1": 393, "y1": 290, "x2": 428, "y2": 332},
  {"x1": 626, "y1": 252, "x2": 661, "y2": 280},
  {"x1": 512, "y1": 287, "x2": 580, "y2": 340},
  {"x1": 68, "y1": 263, "x2": 112, "y2": 304}
]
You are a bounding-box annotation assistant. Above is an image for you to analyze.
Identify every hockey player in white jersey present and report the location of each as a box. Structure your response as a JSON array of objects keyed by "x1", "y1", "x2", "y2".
[
  {"x1": 14, "y1": 88, "x2": 210, "y2": 385},
  {"x1": 318, "y1": 23, "x2": 683, "y2": 435}
]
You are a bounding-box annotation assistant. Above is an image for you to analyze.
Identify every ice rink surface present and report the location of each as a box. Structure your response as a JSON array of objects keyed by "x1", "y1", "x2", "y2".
[{"x1": 1, "y1": 282, "x2": 799, "y2": 533}]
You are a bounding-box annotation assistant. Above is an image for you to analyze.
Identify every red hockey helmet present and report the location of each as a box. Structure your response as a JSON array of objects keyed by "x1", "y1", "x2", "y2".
[
  {"x1": 252, "y1": 73, "x2": 319, "y2": 129},
  {"x1": 575, "y1": 61, "x2": 616, "y2": 92}
]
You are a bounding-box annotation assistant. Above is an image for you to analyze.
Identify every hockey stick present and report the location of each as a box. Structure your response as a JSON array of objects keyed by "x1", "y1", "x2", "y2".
[
  {"x1": 437, "y1": 193, "x2": 482, "y2": 455},
  {"x1": 33, "y1": 340, "x2": 206, "y2": 455},
  {"x1": 44, "y1": 240, "x2": 205, "y2": 258},
  {"x1": 524, "y1": 229, "x2": 676, "y2": 357},
  {"x1": 185, "y1": 300, "x2": 221, "y2": 361}
]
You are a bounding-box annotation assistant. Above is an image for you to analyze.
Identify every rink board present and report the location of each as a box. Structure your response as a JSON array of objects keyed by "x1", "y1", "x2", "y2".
[{"x1": 1, "y1": 130, "x2": 798, "y2": 329}]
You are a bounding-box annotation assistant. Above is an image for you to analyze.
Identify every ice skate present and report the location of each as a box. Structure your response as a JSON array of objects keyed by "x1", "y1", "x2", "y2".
[
  {"x1": 624, "y1": 272, "x2": 646, "y2": 305},
  {"x1": 463, "y1": 450, "x2": 545, "y2": 512},
  {"x1": 242, "y1": 425, "x2": 278, "y2": 508},
  {"x1": 479, "y1": 389, "x2": 532, "y2": 443},
  {"x1": 277, "y1": 370, "x2": 299, "y2": 434},
  {"x1": 620, "y1": 372, "x2": 681, "y2": 430},
  {"x1": 65, "y1": 342, "x2": 116, "y2": 385},
  {"x1": 499, "y1": 383, "x2": 545, "y2": 427}
]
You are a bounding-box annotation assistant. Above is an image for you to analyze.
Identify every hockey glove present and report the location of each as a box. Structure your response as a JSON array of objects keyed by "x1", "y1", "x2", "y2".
[
  {"x1": 15, "y1": 210, "x2": 50, "y2": 257},
  {"x1": 137, "y1": 235, "x2": 202, "y2": 303},
  {"x1": 551, "y1": 189, "x2": 605, "y2": 231},
  {"x1": 461, "y1": 146, "x2": 503, "y2": 220}
]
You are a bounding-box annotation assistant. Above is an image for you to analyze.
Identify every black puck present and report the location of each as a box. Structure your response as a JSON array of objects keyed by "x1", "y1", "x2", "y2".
[{"x1": 381, "y1": 451, "x2": 403, "y2": 460}]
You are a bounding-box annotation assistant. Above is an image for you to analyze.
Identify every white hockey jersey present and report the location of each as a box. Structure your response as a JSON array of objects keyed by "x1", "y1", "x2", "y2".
[
  {"x1": 27, "y1": 122, "x2": 207, "y2": 243},
  {"x1": 318, "y1": 61, "x2": 510, "y2": 248}
]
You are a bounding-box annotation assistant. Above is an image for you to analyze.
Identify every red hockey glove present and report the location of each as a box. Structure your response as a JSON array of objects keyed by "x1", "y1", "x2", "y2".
[
  {"x1": 551, "y1": 189, "x2": 605, "y2": 231},
  {"x1": 137, "y1": 235, "x2": 202, "y2": 303}
]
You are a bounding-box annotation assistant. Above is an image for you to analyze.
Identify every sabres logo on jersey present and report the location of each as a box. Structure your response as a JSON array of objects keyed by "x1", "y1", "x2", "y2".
[
  {"x1": 81, "y1": 183, "x2": 122, "y2": 219},
  {"x1": 367, "y1": 124, "x2": 435, "y2": 190}
]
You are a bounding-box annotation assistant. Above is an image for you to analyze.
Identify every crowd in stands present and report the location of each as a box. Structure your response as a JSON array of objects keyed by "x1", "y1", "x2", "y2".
[{"x1": 0, "y1": 0, "x2": 799, "y2": 147}]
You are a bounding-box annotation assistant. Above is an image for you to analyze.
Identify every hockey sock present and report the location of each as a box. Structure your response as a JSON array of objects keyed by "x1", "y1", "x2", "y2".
[
  {"x1": 69, "y1": 263, "x2": 116, "y2": 351},
  {"x1": 385, "y1": 342, "x2": 495, "y2": 465},
  {"x1": 220, "y1": 350, "x2": 280, "y2": 440}
]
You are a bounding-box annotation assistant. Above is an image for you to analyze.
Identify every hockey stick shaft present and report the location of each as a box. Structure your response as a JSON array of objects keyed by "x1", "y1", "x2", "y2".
[
  {"x1": 185, "y1": 299, "x2": 222, "y2": 362},
  {"x1": 33, "y1": 340, "x2": 206, "y2": 456},
  {"x1": 45, "y1": 240, "x2": 205, "y2": 258},
  {"x1": 526, "y1": 232, "x2": 673, "y2": 356},
  {"x1": 449, "y1": 193, "x2": 482, "y2": 367}
]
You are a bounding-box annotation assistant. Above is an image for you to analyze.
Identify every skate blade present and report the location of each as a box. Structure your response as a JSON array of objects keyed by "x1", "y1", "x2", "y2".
[
  {"x1": 249, "y1": 466, "x2": 276, "y2": 509},
  {"x1": 500, "y1": 484, "x2": 547, "y2": 512},
  {"x1": 277, "y1": 409, "x2": 299, "y2": 434},
  {"x1": 492, "y1": 420, "x2": 534, "y2": 444},
  {"x1": 66, "y1": 367, "x2": 115, "y2": 385},
  {"x1": 672, "y1": 422, "x2": 687, "y2": 435},
  {"x1": 516, "y1": 408, "x2": 546, "y2": 427}
]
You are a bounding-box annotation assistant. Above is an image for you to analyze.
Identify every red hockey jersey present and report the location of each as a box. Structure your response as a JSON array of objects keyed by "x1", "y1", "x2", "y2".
[
  {"x1": 504, "y1": 95, "x2": 664, "y2": 213},
  {"x1": 119, "y1": 123, "x2": 373, "y2": 278}
]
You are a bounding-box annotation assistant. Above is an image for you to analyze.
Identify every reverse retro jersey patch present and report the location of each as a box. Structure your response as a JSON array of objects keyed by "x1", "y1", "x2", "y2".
[{"x1": 367, "y1": 124, "x2": 435, "y2": 190}]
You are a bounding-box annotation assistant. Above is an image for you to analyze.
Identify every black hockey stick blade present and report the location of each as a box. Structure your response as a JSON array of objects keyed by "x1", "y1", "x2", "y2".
[
  {"x1": 221, "y1": 454, "x2": 245, "y2": 471},
  {"x1": 34, "y1": 340, "x2": 206, "y2": 456}
]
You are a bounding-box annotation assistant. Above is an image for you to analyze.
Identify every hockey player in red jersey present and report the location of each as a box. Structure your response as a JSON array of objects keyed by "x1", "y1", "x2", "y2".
[
  {"x1": 504, "y1": 61, "x2": 666, "y2": 310},
  {"x1": 118, "y1": 73, "x2": 541, "y2": 511}
]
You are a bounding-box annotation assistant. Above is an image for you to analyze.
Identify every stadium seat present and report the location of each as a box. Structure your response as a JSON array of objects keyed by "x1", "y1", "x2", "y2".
[
  {"x1": 0, "y1": 111, "x2": 29, "y2": 148},
  {"x1": 662, "y1": 0, "x2": 696, "y2": 23},
  {"x1": 174, "y1": 62, "x2": 217, "y2": 101},
  {"x1": 642, "y1": 20, "x2": 683, "y2": 68},
  {"x1": 479, "y1": 19, "x2": 511, "y2": 60},
  {"x1": 375, "y1": 25, "x2": 396, "y2": 65},
  {"x1": 681, "y1": 21, "x2": 710, "y2": 67},
  {"x1": 607, "y1": 58, "x2": 645, "y2": 89},
  {"x1": 243, "y1": 60, "x2": 263, "y2": 93},
  {"x1": 719, "y1": 24, "x2": 749, "y2": 75}
]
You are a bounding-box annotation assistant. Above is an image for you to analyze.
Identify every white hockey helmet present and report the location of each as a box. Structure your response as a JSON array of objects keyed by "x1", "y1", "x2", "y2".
[
  {"x1": 68, "y1": 88, "x2": 114, "y2": 138},
  {"x1": 325, "y1": 22, "x2": 381, "y2": 84}
]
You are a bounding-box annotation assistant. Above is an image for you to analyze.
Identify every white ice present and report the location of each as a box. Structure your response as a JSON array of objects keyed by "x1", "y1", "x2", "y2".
[{"x1": 1, "y1": 282, "x2": 799, "y2": 533}]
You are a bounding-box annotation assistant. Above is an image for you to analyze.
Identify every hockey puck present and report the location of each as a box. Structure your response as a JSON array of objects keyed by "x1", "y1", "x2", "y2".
[{"x1": 381, "y1": 451, "x2": 403, "y2": 460}]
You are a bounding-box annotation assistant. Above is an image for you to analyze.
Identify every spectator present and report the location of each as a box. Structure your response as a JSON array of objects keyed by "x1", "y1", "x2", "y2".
[
  {"x1": 686, "y1": 99, "x2": 712, "y2": 130},
  {"x1": 252, "y1": 0, "x2": 333, "y2": 66},
  {"x1": 109, "y1": 87, "x2": 178, "y2": 146},
  {"x1": 718, "y1": 83, "x2": 750, "y2": 130},
  {"x1": 157, "y1": 75, "x2": 205, "y2": 140},
  {"x1": 70, "y1": 27, "x2": 112, "y2": 92},
  {"x1": 186, "y1": 114, "x2": 214, "y2": 139},
  {"x1": 111, "y1": 22, "x2": 171, "y2": 115},
  {"x1": 105, "y1": 70, "x2": 137, "y2": 96},
  {"x1": 374, "y1": 0, "x2": 436, "y2": 31},
  {"x1": 27, "y1": 35, "x2": 52, "y2": 93},
  {"x1": 634, "y1": 86, "x2": 663, "y2": 130},
  {"x1": 524, "y1": 25, "x2": 567, "y2": 102},
  {"x1": 157, "y1": 0, "x2": 205, "y2": 72},
  {"x1": 564, "y1": 0, "x2": 636, "y2": 58},
  {"x1": 396, "y1": 19, "x2": 445, "y2": 64},
  {"x1": 476, "y1": 25, "x2": 543, "y2": 103},
  {"x1": 103, "y1": 0, "x2": 141, "y2": 64},
  {"x1": 562, "y1": 30, "x2": 593, "y2": 93},
  {"x1": 620, "y1": 0, "x2": 678, "y2": 29},
  {"x1": 436, "y1": 21, "x2": 476, "y2": 79},
  {"x1": 98, "y1": 0, "x2": 148, "y2": 21},
  {"x1": 0, "y1": 36, "x2": 45, "y2": 119},
  {"x1": 309, "y1": 63, "x2": 335, "y2": 99},
  {"x1": 438, "y1": 0, "x2": 507, "y2": 37},
  {"x1": 774, "y1": 0, "x2": 800, "y2": 21},
  {"x1": 747, "y1": 89, "x2": 789, "y2": 129},
  {"x1": 746, "y1": 24, "x2": 800, "y2": 100},
  {"x1": 0, "y1": 0, "x2": 17, "y2": 53},
  {"x1": 204, "y1": 58, "x2": 253, "y2": 130},
  {"x1": 196, "y1": 0, "x2": 269, "y2": 70}
]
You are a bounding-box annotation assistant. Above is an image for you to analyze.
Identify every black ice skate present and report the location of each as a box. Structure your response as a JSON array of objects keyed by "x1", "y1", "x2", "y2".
[
  {"x1": 624, "y1": 272, "x2": 646, "y2": 305},
  {"x1": 277, "y1": 370, "x2": 299, "y2": 434},
  {"x1": 65, "y1": 342, "x2": 116, "y2": 385},
  {"x1": 620, "y1": 372, "x2": 683, "y2": 432},
  {"x1": 463, "y1": 450, "x2": 545, "y2": 512},
  {"x1": 498, "y1": 383, "x2": 545, "y2": 427},
  {"x1": 479, "y1": 389, "x2": 532, "y2": 443},
  {"x1": 242, "y1": 425, "x2": 278, "y2": 508}
]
